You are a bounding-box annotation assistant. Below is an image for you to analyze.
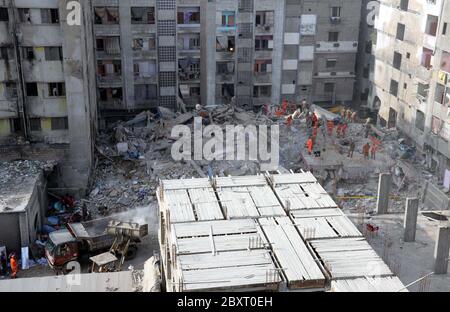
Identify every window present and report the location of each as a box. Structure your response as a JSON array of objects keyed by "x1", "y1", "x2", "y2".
[
  {"x1": 221, "y1": 11, "x2": 235, "y2": 27},
  {"x1": 0, "y1": 7, "x2": 8, "y2": 21},
  {"x1": 254, "y1": 85, "x2": 272, "y2": 97},
  {"x1": 26, "y1": 83, "x2": 38, "y2": 96},
  {"x1": 417, "y1": 83, "x2": 429, "y2": 99},
  {"x1": 396, "y1": 23, "x2": 405, "y2": 41},
  {"x1": 18, "y1": 8, "x2": 31, "y2": 23},
  {"x1": 331, "y1": 6, "x2": 341, "y2": 17},
  {"x1": 216, "y1": 36, "x2": 235, "y2": 52},
  {"x1": 177, "y1": 8, "x2": 200, "y2": 24},
  {"x1": 97, "y1": 60, "x2": 122, "y2": 76},
  {"x1": 23, "y1": 47, "x2": 34, "y2": 60},
  {"x1": 422, "y1": 47, "x2": 433, "y2": 68},
  {"x1": 190, "y1": 86, "x2": 200, "y2": 96},
  {"x1": 400, "y1": 0, "x2": 409, "y2": 11},
  {"x1": 131, "y1": 7, "x2": 155, "y2": 24},
  {"x1": 134, "y1": 84, "x2": 157, "y2": 100},
  {"x1": 328, "y1": 32, "x2": 339, "y2": 42},
  {"x1": 443, "y1": 23, "x2": 448, "y2": 35},
  {"x1": 48, "y1": 83, "x2": 66, "y2": 97},
  {"x1": 415, "y1": 110, "x2": 425, "y2": 131},
  {"x1": 94, "y1": 7, "x2": 119, "y2": 24},
  {"x1": 326, "y1": 59, "x2": 337, "y2": 68},
  {"x1": 255, "y1": 36, "x2": 273, "y2": 50},
  {"x1": 51, "y1": 117, "x2": 68, "y2": 130},
  {"x1": 133, "y1": 37, "x2": 156, "y2": 51},
  {"x1": 133, "y1": 61, "x2": 156, "y2": 78},
  {"x1": 41, "y1": 9, "x2": 59, "y2": 24},
  {"x1": 425, "y1": 15, "x2": 439, "y2": 37},
  {"x1": 393, "y1": 52, "x2": 402, "y2": 70},
  {"x1": 435, "y1": 83, "x2": 445, "y2": 104},
  {"x1": 441, "y1": 51, "x2": 450, "y2": 72},
  {"x1": 99, "y1": 88, "x2": 122, "y2": 101},
  {"x1": 406, "y1": 52, "x2": 411, "y2": 59},
  {"x1": 324, "y1": 82, "x2": 335, "y2": 93},
  {"x1": 254, "y1": 60, "x2": 272, "y2": 73},
  {"x1": 0, "y1": 47, "x2": 10, "y2": 60},
  {"x1": 45, "y1": 47, "x2": 63, "y2": 61},
  {"x1": 390, "y1": 79, "x2": 399, "y2": 96},
  {"x1": 431, "y1": 116, "x2": 443, "y2": 135},
  {"x1": 29, "y1": 118, "x2": 41, "y2": 131},
  {"x1": 255, "y1": 11, "x2": 274, "y2": 27},
  {"x1": 5, "y1": 82, "x2": 17, "y2": 98},
  {"x1": 217, "y1": 61, "x2": 235, "y2": 74}
]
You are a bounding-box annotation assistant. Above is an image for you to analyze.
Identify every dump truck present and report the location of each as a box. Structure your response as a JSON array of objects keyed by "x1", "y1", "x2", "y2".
[{"x1": 45, "y1": 217, "x2": 148, "y2": 272}]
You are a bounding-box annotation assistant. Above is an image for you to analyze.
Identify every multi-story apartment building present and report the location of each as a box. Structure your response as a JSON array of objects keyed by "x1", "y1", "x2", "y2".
[
  {"x1": 0, "y1": 0, "x2": 97, "y2": 191},
  {"x1": 369, "y1": 0, "x2": 450, "y2": 181},
  {"x1": 0, "y1": 0, "x2": 364, "y2": 188},
  {"x1": 354, "y1": 0, "x2": 378, "y2": 110},
  {"x1": 202, "y1": 0, "x2": 362, "y2": 109}
]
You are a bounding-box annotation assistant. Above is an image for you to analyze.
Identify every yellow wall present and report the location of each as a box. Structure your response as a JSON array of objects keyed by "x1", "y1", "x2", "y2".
[
  {"x1": 0, "y1": 119, "x2": 10, "y2": 136},
  {"x1": 41, "y1": 118, "x2": 52, "y2": 131}
]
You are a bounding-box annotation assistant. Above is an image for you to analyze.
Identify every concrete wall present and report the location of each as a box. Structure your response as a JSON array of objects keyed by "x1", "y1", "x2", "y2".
[{"x1": 0, "y1": 172, "x2": 47, "y2": 254}]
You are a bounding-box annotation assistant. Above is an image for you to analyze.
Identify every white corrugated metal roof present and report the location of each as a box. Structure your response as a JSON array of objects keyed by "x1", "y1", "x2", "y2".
[{"x1": 0, "y1": 271, "x2": 134, "y2": 292}]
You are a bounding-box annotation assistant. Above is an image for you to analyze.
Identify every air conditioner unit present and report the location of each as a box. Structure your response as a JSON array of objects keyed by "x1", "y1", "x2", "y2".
[{"x1": 330, "y1": 16, "x2": 341, "y2": 24}]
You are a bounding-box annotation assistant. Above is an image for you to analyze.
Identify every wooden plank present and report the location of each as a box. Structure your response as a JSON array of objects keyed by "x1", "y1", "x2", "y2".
[
  {"x1": 178, "y1": 250, "x2": 272, "y2": 270},
  {"x1": 177, "y1": 233, "x2": 263, "y2": 255},
  {"x1": 331, "y1": 276, "x2": 406, "y2": 292},
  {"x1": 310, "y1": 238, "x2": 393, "y2": 279},
  {"x1": 259, "y1": 218, "x2": 325, "y2": 289},
  {"x1": 187, "y1": 188, "x2": 223, "y2": 221},
  {"x1": 182, "y1": 264, "x2": 278, "y2": 291},
  {"x1": 172, "y1": 219, "x2": 258, "y2": 238}
]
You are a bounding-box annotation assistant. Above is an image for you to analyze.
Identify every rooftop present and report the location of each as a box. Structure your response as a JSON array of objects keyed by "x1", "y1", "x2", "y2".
[
  {"x1": 157, "y1": 172, "x2": 405, "y2": 292},
  {"x1": 0, "y1": 161, "x2": 54, "y2": 214}
]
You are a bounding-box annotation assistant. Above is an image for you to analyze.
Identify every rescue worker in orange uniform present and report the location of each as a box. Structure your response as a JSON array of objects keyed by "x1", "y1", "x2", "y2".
[
  {"x1": 307, "y1": 137, "x2": 314, "y2": 155},
  {"x1": 341, "y1": 122, "x2": 348, "y2": 137},
  {"x1": 327, "y1": 120, "x2": 334, "y2": 136},
  {"x1": 362, "y1": 143, "x2": 371, "y2": 160},
  {"x1": 10, "y1": 253, "x2": 18, "y2": 279}
]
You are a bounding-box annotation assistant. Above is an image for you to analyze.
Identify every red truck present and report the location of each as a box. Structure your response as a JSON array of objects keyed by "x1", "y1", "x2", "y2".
[{"x1": 45, "y1": 217, "x2": 146, "y2": 272}]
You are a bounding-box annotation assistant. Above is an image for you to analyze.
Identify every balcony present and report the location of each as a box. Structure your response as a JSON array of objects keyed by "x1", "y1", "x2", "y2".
[
  {"x1": 179, "y1": 70, "x2": 200, "y2": 82},
  {"x1": 0, "y1": 60, "x2": 18, "y2": 81},
  {"x1": 253, "y1": 96, "x2": 271, "y2": 106},
  {"x1": 96, "y1": 50, "x2": 122, "y2": 60},
  {"x1": 98, "y1": 99, "x2": 124, "y2": 111},
  {"x1": 0, "y1": 23, "x2": 11, "y2": 45},
  {"x1": 134, "y1": 97, "x2": 157, "y2": 108},
  {"x1": 94, "y1": 24, "x2": 120, "y2": 36},
  {"x1": 216, "y1": 73, "x2": 235, "y2": 83},
  {"x1": 255, "y1": 25, "x2": 274, "y2": 35},
  {"x1": 0, "y1": 99, "x2": 18, "y2": 118},
  {"x1": 253, "y1": 72, "x2": 272, "y2": 84},
  {"x1": 216, "y1": 51, "x2": 235, "y2": 61},
  {"x1": 97, "y1": 74, "x2": 123, "y2": 87}
]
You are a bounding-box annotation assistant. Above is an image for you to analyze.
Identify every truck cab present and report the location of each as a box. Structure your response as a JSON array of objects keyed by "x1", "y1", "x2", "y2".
[{"x1": 45, "y1": 229, "x2": 79, "y2": 269}]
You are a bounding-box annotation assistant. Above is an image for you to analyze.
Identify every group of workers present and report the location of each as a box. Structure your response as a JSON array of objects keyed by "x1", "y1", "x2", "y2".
[{"x1": 0, "y1": 251, "x2": 18, "y2": 279}]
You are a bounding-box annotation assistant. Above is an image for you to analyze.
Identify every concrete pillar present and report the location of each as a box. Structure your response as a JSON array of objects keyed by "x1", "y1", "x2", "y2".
[
  {"x1": 434, "y1": 226, "x2": 450, "y2": 274},
  {"x1": 376, "y1": 173, "x2": 391, "y2": 214},
  {"x1": 403, "y1": 198, "x2": 419, "y2": 242}
]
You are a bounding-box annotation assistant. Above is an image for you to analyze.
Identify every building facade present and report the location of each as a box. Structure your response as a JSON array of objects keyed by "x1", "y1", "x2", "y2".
[
  {"x1": 369, "y1": 0, "x2": 450, "y2": 181},
  {"x1": 0, "y1": 0, "x2": 97, "y2": 191}
]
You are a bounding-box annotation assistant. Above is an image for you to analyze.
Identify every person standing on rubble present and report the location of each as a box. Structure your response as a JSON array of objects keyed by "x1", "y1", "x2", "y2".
[
  {"x1": 341, "y1": 122, "x2": 348, "y2": 137},
  {"x1": 371, "y1": 144, "x2": 378, "y2": 160},
  {"x1": 348, "y1": 140, "x2": 355, "y2": 158},
  {"x1": 363, "y1": 143, "x2": 371, "y2": 160},
  {"x1": 9, "y1": 253, "x2": 18, "y2": 279},
  {"x1": 307, "y1": 137, "x2": 314, "y2": 155},
  {"x1": 327, "y1": 120, "x2": 334, "y2": 136},
  {"x1": 195, "y1": 104, "x2": 211, "y2": 125}
]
